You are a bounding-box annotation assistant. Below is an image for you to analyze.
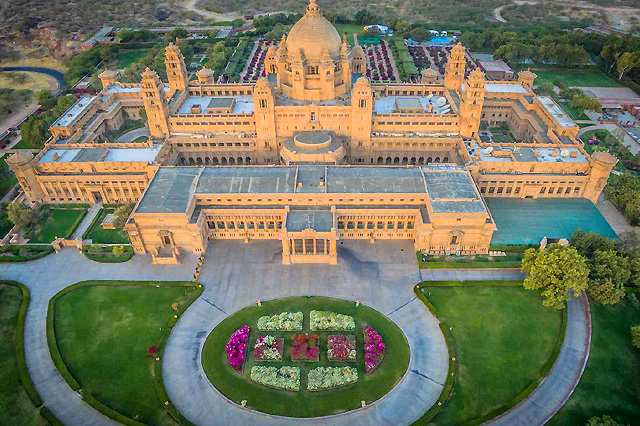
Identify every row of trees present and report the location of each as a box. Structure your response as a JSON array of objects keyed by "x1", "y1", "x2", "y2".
[
  {"x1": 521, "y1": 230, "x2": 640, "y2": 309},
  {"x1": 494, "y1": 41, "x2": 589, "y2": 67},
  {"x1": 604, "y1": 174, "x2": 640, "y2": 226}
]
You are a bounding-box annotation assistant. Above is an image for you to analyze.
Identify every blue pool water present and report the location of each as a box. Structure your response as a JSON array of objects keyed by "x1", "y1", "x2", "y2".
[{"x1": 429, "y1": 37, "x2": 451, "y2": 44}]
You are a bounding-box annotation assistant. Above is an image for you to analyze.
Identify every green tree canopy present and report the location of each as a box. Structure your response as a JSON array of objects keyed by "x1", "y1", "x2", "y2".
[
  {"x1": 631, "y1": 325, "x2": 640, "y2": 349},
  {"x1": 7, "y1": 202, "x2": 36, "y2": 229},
  {"x1": 522, "y1": 244, "x2": 589, "y2": 309},
  {"x1": 586, "y1": 415, "x2": 629, "y2": 426},
  {"x1": 587, "y1": 249, "x2": 629, "y2": 305}
]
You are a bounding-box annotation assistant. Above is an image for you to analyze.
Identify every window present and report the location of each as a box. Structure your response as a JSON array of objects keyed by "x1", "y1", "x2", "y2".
[{"x1": 450, "y1": 235, "x2": 458, "y2": 245}]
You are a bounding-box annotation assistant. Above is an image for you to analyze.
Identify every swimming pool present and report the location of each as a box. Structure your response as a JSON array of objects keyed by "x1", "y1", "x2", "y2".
[{"x1": 429, "y1": 37, "x2": 451, "y2": 44}]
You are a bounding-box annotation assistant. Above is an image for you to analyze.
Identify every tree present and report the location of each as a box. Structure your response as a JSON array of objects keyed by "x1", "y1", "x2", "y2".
[
  {"x1": 521, "y1": 245, "x2": 589, "y2": 309},
  {"x1": 169, "y1": 27, "x2": 188, "y2": 41},
  {"x1": 6, "y1": 202, "x2": 36, "y2": 229},
  {"x1": 16, "y1": 89, "x2": 32, "y2": 107},
  {"x1": 631, "y1": 325, "x2": 640, "y2": 349},
  {"x1": 586, "y1": 415, "x2": 629, "y2": 426},
  {"x1": 35, "y1": 89, "x2": 55, "y2": 110},
  {"x1": 354, "y1": 10, "x2": 379, "y2": 25},
  {"x1": 616, "y1": 51, "x2": 640, "y2": 80},
  {"x1": 112, "y1": 204, "x2": 134, "y2": 229},
  {"x1": 534, "y1": 82, "x2": 555, "y2": 97},
  {"x1": 559, "y1": 87, "x2": 583, "y2": 101},
  {"x1": 570, "y1": 230, "x2": 617, "y2": 258},
  {"x1": 409, "y1": 27, "x2": 429, "y2": 41},
  {"x1": 100, "y1": 44, "x2": 119, "y2": 63},
  {"x1": 587, "y1": 250, "x2": 629, "y2": 304},
  {"x1": 570, "y1": 94, "x2": 602, "y2": 114}
]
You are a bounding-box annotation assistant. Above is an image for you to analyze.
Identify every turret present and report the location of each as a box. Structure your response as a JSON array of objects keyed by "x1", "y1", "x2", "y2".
[
  {"x1": 350, "y1": 77, "x2": 373, "y2": 161},
  {"x1": 164, "y1": 42, "x2": 188, "y2": 95},
  {"x1": 98, "y1": 69, "x2": 118, "y2": 90},
  {"x1": 584, "y1": 151, "x2": 618, "y2": 203},
  {"x1": 265, "y1": 45, "x2": 278, "y2": 75},
  {"x1": 421, "y1": 67, "x2": 439, "y2": 84},
  {"x1": 444, "y1": 42, "x2": 466, "y2": 91},
  {"x1": 196, "y1": 67, "x2": 215, "y2": 84},
  {"x1": 6, "y1": 151, "x2": 45, "y2": 203},
  {"x1": 141, "y1": 68, "x2": 170, "y2": 139},
  {"x1": 459, "y1": 68, "x2": 486, "y2": 138},
  {"x1": 350, "y1": 45, "x2": 366, "y2": 75},
  {"x1": 518, "y1": 68, "x2": 537, "y2": 91},
  {"x1": 253, "y1": 77, "x2": 277, "y2": 162}
]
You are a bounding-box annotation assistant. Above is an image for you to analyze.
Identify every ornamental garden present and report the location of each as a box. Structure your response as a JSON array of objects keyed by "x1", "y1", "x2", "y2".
[{"x1": 202, "y1": 296, "x2": 410, "y2": 417}]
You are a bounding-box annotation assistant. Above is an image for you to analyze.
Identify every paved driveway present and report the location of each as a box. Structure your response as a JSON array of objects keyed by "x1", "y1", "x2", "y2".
[{"x1": 163, "y1": 240, "x2": 449, "y2": 426}]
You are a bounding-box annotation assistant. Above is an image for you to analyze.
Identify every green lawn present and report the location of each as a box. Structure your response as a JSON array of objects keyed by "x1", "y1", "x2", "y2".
[
  {"x1": 53, "y1": 282, "x2": 201, "y2": 426},
  {"x1": 530, "y1": 68, "x2": 622, "y2": 88},
  {"x1": 548, "y1": 297, "x2": 640, "y2": 426},
  {"x1": 116, "y1": 49, "x2": 148, "y2": 69},
  {"x1": 0, "y1": 283, "x2": 47, "y2": 426},
  {"x1": 424, "y1": 284, "x2": 564, "y2": 425},
  {"x1": 86, "y1": 209, "x2": 130, "y2": 244},
  {"x1": 27, "y1": 206, "x2": 87, "y2": 243},
  {"x1": 10, "y1": 139, "x2": 32, "y2": 150},
  {"x1": 202, "y1": 296, "x2": 410, "y2": 417},
  {"x1": 558, "y1": 101, "x2": 589, "y2": 120}
]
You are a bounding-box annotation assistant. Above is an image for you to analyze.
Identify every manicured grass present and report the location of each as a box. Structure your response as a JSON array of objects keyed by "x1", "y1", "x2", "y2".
[
  {"x1": 423, "y1": 285, "x2": 563, "y2": 425},
  {"x1": 116, "y1": 50, "x2": 148, "y2": 69},
  {"x1": 10, "y1": 139, "x2": 32, "y2": 149},
  {"x1": 547, "y1": 297, "x2": 640, "y2": 426},
  {"x1": 0, "y1": 283, "x2": 47, "y2": 426},
  {"x1": 557, "y1": 101, "x2": 589, "y2": 120},
  {"x1": 27, "y1": 206, "x2": 87, "y2": 243},
  {"x1": 202, "y1": 296, "x2": 410, "y2": 417},
  {"x1": 417, "y1": 252, "x2": 523, "y2": 269},
  {"x1": 53, "y1": 282, "x2": 202, "y2": 426},
  {"x1": 578, "y1": 122, "x2": 595, "y2": 128},
  {"x1": 86, "y1": 208, "x2": 130, "y2": 244},
  {"x1": 529, "y1": 68, "x2": 622, "y2": 88}
]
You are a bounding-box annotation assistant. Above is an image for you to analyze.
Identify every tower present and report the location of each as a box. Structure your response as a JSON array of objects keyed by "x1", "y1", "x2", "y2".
[
  {"x1": 6, "y1": 151, "x2": 45, "y2": 203},
  {"x1": 444, "y1": 43, "x2": 466, "y2": 91},
  {"x1": 459, "y1": 68, "x2": 486, "y2": 139},
  {"x1": 518, "y1": 68, "x2": 537, "y2": 91},
  {"x1": 164, "y1": 42, "x2": 188, "y2": 95},
  {"x1": 350, "y1": 77, "x2": 373, "y2": 162},
  {"x1": 253, "y1": 77, "x2": 277, "y2": 163},
  {"x1": 141, "y1": 68, "x2": 170, "y2": 139},
  {"x1": 350, "y1": 44, "x2": 366, "y2": 75}
]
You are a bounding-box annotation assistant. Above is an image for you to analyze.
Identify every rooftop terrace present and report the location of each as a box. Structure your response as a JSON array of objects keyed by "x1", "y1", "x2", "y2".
[
  {"x1": 39, "y1": 146, "x2": 161, "y2": 164},
  {"x1": 178, "y1": 95, "x2": 254, "y2": 115},
  {"x1": 51, "y1": 96, "x2": 96, "y2": 128}
]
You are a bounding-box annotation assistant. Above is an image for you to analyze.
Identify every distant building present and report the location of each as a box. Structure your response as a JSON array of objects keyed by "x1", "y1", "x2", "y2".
[{"x1": 478, "y1": 60, "x2": 514, "y2": 81}]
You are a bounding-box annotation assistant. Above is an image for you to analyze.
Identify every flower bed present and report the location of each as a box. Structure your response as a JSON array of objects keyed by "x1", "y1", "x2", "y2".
[
  {"x1": 327, "y1": 335, "x2": 356, "y2": 362},
  {"x1": 364, "y1": 326, "x2": 385, "y2": 374},
  {"x1": 257, "y1": 312, "x2": 303, "y2": 331},
  {"x1": 307, "y1": 366, "x2": 358, "y2": 391},
  {"x1": 250, "y1": 366, "x2": 300, "y2": 391},
  {"x1": 290, "y1": 333, "x2": 320, "y2": 361},
  {"x1": 310, "y1": 310, "x2": 355, "y2": 331},
  {"x1": 226, "y1": 325, "x2": 250, "y2": 372},
  {"x1": 253, "y1": 335, "x2": 284, "y2": 362}
]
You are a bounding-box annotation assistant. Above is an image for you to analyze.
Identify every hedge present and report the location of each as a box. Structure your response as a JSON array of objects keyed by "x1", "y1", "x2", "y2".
[
  {"x1": 47, "y1": 280, "x2": 203, "y2": 426},
  {"x1": 489, "y1": 244, "x2": 538, "y2": 253},
  {"x1": 39, "y1": 407, "x2": 65, "y2": 426},
  {"x1": 0, "y1": 245, "x2": 54, "y2": 262},
  {"x1": 411, "y1": 285, "x2": 457, "y2": 425},
  {"x1": 50, "y1": 203, "x2": 90, "y2": 209},
  {"x1": 81, "y1": 208, "x2": 105, "y2": 240},
  {"x1": 81, "y1": 244, "x2": 134, "y2": 263},
  {"x1": 420, "y1": 280, "x2": 524, "y2": 287}
]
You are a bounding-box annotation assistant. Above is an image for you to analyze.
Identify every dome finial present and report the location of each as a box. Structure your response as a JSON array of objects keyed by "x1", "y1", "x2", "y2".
[{"x1": 306, "y1": 0, "x2": 319, "y2": 14}]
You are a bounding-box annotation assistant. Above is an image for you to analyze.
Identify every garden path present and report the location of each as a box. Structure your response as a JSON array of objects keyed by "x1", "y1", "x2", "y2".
[{"x1": 163, "y1": 239, "x2": 449, "y2": 425}]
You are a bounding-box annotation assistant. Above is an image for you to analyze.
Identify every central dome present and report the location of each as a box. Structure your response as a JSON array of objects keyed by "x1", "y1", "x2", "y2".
[{"x1": 286, "y1": 0, "x2": 342, "y2": 60}]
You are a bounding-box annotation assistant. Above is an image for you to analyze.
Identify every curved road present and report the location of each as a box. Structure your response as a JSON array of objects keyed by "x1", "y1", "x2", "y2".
[
  {"x1": 0, "y1": 66, "x2": 66, "y2": 89},
  {"x1": 0, "y1": 240, "x2": 591, "y2": 426}
]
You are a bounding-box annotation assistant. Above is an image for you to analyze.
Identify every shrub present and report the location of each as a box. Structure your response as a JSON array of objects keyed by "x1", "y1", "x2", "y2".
[{"x1": 632, "y1": 325, "x2": 640, "y2": 349}]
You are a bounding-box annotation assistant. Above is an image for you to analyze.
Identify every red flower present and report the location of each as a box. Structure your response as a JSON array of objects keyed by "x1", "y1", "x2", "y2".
[{"x1": 147, "y1": 345, "x2": 157, "y2": 356}]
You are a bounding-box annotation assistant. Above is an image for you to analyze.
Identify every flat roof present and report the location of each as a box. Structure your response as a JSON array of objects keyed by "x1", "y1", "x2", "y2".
[
  {"x1": 39, "y1": 146, "x2": 161, "y2": 163},
  {"x1": 51, "y1": 96, "x2": 96, "y2": 127},
  {"x1": 326, "y1": 167, "x2": 426, "y2": 193},
  {"x1": 136, "y1": 168, "x2": 200, "y2": 214},
  {"x1": 178, "y1": 95, "x2": 253, "y2": 114},
  {"x1": 422, "y1": 165, "x2": 486, "y2": 214},
  {"x1": 467, "y1": 144, "x2": 588, "y2": 163},
  {"x1": 105, "y1": 85, "x2": 142, "y2": 94},
  {"x1": 286, "y1": 208, "x2": 333, "y2": 232},
  {"x1": 374, "y1": 95, "x2": 452, "y2": 114},
  {"x1": 538, "y1": 96, "x2": 575, "y2": 127},
  {"x1": 207, "y1": 97, "x2": 235, "y2": 109},
  {"x1": 196, "y1": 167, "x2": 296, "y2": 194},
  {"x1": 484, "y1": 83, "x2": 528, "y2": 94}
]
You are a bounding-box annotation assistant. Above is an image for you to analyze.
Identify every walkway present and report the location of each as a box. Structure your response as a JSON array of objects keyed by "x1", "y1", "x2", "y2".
[
  {"x1": 163, "y1": 240, "x2": 449, "y2": 426},
  {"x1": 71, "y1": 203, "x2": 102, "y2": 239},
  {"x1": 596, "y1": 194, "x2": 637, "y2": 240},
  {"x1": 483, "y1": 293, "x2": 591, "y2": 426}
]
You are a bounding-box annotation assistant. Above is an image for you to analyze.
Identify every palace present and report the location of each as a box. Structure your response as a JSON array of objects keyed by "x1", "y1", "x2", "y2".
[{"x1": 7, "y1": 0, "x2": 617, "y2": 264}]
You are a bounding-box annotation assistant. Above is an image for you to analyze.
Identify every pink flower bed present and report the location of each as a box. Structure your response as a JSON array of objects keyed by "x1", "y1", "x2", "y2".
[
  {"x1": 226, "y1": 325, "x2": 250, "y2": 372},
  {"x1": 290, "y1": 333, "x2": 320, "y2": 361},
  {"x1": 363, "y1": 326, "x2": 385, "y2": 374},
  {"x1": 327, "y1": 335, "x2": 356, "y2": 362}
]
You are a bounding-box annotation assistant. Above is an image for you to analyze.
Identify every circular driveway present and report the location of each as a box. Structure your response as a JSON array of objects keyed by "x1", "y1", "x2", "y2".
[{"x1": 162, "y1": 240, "x2": 449, "y2": 426}]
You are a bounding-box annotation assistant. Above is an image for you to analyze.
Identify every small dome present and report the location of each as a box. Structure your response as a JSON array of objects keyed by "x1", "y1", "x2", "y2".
[
  {"x1": 355, "y1": 76, "x2": 370, "y2": 87},
  {"x1": 286, "y1": 0, "x2": 342, "y2": 60},
  {"x1": 591, "y1": 151, "x2": 618, "y2": 166},
  {"x1": 196, "y1": 67, "x2": 213, "y2": 77},
  {"x1": 422, "y1": 67, "x2": 438, "y2": 76}
]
